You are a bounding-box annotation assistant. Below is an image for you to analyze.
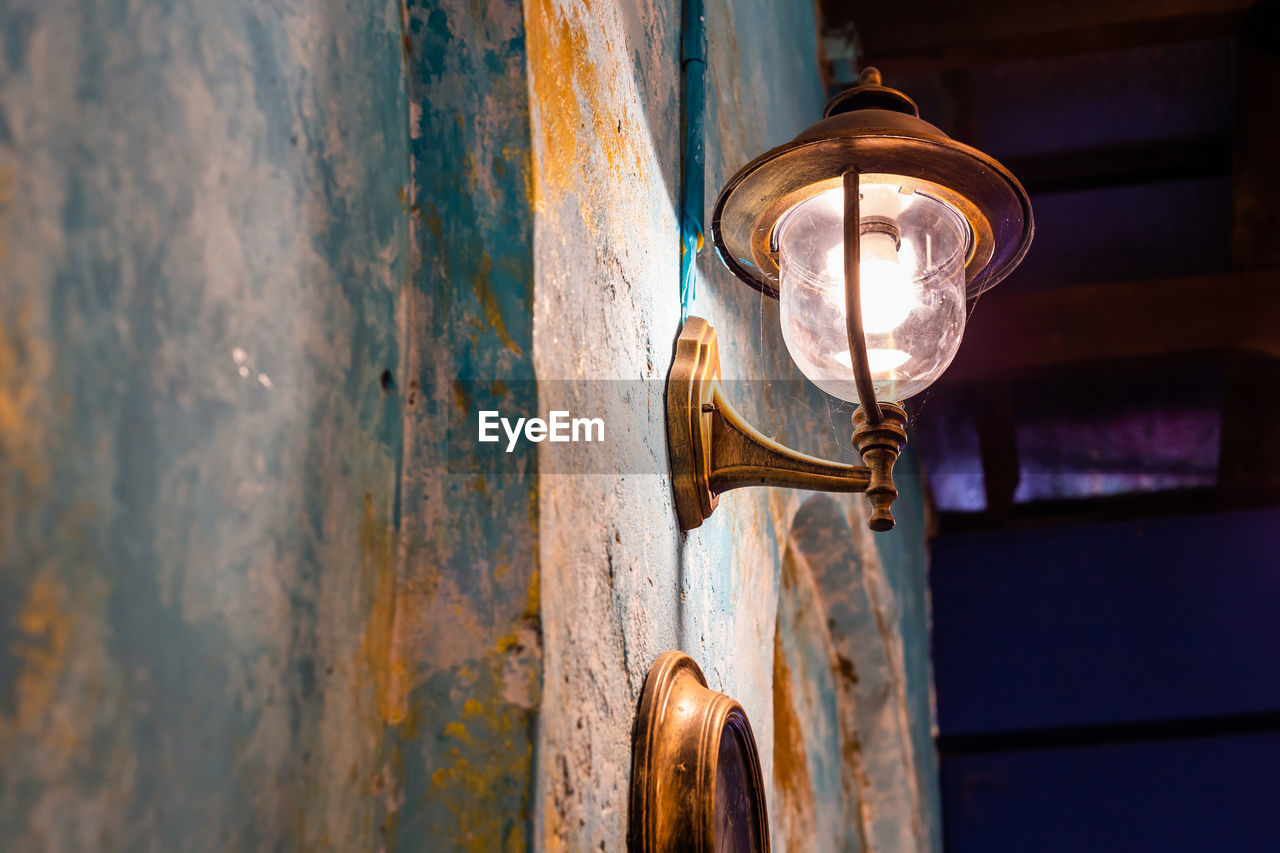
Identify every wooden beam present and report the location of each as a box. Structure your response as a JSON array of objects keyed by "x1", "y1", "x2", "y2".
[
  {"x1": 1006, "y1": 135, "x2": 1231, "y2": 195},
  {"x1": 936, "y1": 487, "x2": 1220, "y2": 534},
  {"x1": 976, "y1": 383, "x2": 1020, "y2": 521},
  {"x1": 1218, "y1": 355, "x2": 1280, "y2": 505},
  {"x1": 827, "y1": 0, "x2": 1251, "y2": 76},
  {"x1": 936, "y1": 69, "x2": 977, "y2": 145},
  {"x1": 950, "y1": 270, "x2": 1280, "y2": 379},
  {"x1": 1231, "y1": 36, "x2": 1280, "y2": 268}
]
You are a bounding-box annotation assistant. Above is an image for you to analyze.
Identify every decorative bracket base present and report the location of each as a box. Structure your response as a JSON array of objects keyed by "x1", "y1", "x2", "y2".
[{"x1": 666, "y1": 317, "x2": 906, "y2": 532}]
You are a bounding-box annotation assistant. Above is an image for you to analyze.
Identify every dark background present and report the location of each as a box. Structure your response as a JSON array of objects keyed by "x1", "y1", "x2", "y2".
[{"x1": 821, "y1": 1, "x2": 1280, "y2": 849}]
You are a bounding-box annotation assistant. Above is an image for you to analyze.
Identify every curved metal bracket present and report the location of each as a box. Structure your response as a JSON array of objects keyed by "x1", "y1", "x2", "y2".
[{"x1": 666, "y1": 317, "x2": 907, "y2": 531}]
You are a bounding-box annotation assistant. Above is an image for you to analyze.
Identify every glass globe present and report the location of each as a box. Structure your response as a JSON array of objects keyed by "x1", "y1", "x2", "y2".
[{"x1": 777, "y1": 183, "x2": 971, "y2": 402}]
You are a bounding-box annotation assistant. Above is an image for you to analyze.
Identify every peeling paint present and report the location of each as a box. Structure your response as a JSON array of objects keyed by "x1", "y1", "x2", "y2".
[
  {"x1": 0, "y1": 300, "x2": 52, "y2": 491},
  {"x1": 7, "y1": 579, "x2": 71, "y2": 738},
  {"x1": 527, "y1": 0, "x2": 645, "y2": 208},
  {"x1": 772, "y1": 614, "x2": 818, "y2": 850},
  {"x1": 529, "y1": 0, "x2": 941, "y2": 848},
  {"x1": 397, "y1": 0, "x2": 541, "y2": 848},
  {"x1": 1, "y1": 0, "x2": 939, "y2": 849},
  {"x1": 1, "y1": 0, "x2": 414, "y2": 846},
  {"x1": 359, "y1": 491, "x2": 409, "y2": 727}
]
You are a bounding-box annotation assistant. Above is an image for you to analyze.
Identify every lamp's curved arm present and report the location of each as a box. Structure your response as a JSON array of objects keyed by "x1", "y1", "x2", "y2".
[{"x1": 706, "y1": 384, "x2": 870, "y2": 495}]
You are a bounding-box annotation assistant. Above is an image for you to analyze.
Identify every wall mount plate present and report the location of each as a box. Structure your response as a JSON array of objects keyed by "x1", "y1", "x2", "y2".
[
  {"x1": 665, "y1": 317, "x2": 721, "y2": 530},
  {"x1": 629, "y1": 651, "x2": 771, "y2": 852}
]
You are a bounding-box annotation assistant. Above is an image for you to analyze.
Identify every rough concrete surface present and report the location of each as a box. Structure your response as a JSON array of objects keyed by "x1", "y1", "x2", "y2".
[
  {"x1": 0, "y1": 0, "x2": 940, "y2": 849},
  {"x1": 528, "y1": 0, "x2": 941, "y2": 850}
]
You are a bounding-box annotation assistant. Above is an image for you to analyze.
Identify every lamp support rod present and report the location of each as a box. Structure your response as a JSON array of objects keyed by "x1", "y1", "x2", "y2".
[
  {"x1": 843, "y1": 169, "x2": 884, "y2": 426},
  {"x1": 840, "y1": 168, "x2": 906, "y2": 530}
]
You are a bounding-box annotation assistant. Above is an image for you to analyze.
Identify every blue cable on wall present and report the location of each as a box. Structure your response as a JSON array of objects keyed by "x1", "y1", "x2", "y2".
[{"x1": 679, "y1": 0, "x2": 706, "y2": 321}]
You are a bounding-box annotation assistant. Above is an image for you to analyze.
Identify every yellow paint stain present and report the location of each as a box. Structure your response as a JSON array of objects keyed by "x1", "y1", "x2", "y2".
[
  {"x1": 525, "y1": 0, "x2": 641, "y2": 217},
  {"x1": 357, "y1": 491, "x2": 410, "y2": 726},
  {"x1": 772, "y1": 614, "x2": 817, "y2": 850},
  {"x1": 426, "y1": 649, "x2": 537, "y2": 851},
  {"x1": 524, "y1": 569, "x2": 540, "y2": 620},
  {"x1": 452, "y1": 379, "x2": 473, "y2": 414},
  {"x1": 470, "y1": 253, "x2": 521, "y2": 354},
  {"x1": 0, "y1": 576, "x2": 82, "y2": 764},
  {"x1": 0, "y1": 163, "x2": 13, "y2": 264},
  {"x1": 9, "y1": 579, "x2": 71, "y2": 734},
  {"x1": 524, "y1": 147, "x2": 539, "y2": 213},
  {"x1": 0, "y1": 299, "x2": 52, "y2": 490},
  {"x1": 491, "y1": 542, "x2": 510, "y2": 581},
  {"x1": 464, "y1": 152, "x2": 478, "y2": 190},
  {"x1": 431, "y1": 766, "x2": 451, "y2": 790},
  {"x1": 444, "y1": 721, "x2": 472, "y2": 745}
]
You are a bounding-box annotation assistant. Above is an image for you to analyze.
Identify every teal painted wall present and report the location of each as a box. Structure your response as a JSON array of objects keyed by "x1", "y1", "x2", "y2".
[
  {"x1": 0, "y1": 0, "x2": 414, "y2": 847},
  {"x1": 399, "y1": 0, "x2": 543, "y2": 848},
  {"x1": 0, "y1": 0, "x2": 541, "y2": 848},
  {"x1": 0, "y1": 0, "x2": 939, "y2": 849}
]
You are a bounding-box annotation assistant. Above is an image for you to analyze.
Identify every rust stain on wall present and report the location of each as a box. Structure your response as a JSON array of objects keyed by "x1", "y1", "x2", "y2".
[
  {"x1": 525, "y1": 0, "x2": 644, "y2": 217},
  {"x1": 0, "y1": 301, "x2": 52, "y2": 491},
  {"x1": 358, "y1": 491, "x2": 410, "y2": 727},
  {"x1": 6, "y1": 578, "x2": 71, "y2": 738},
  {"x1": 428, "y1": 647, "x2": 535, "y2": 852},
  {"x1": 470, "y1": 253, "x2": 522, "y2": 355},
  {"x1": 772, "y1": 605, "x2": 816, "y2": 850},
  {"x1": 0, "y1": 163, "x2": 13, "y2": 265}
]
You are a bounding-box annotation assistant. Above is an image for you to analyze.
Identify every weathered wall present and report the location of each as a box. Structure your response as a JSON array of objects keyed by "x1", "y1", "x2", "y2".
[
  {"x1": 401, "y1": 0, "x2": 543, "y2": 848},
  {"x1": 527, "y1": 0, "x2": 942, "y2": 850},
  {"x1": 524, "y1": 0, "x2": 683, "y2": 845},
  {"x1": 0, "y1": 0, "x2": 414, "y2": 847},
  {"x1": 0, "y1": 0, "x2": 938, "y2": 849},
  {"x1": 0, "y1": 0, "x2": 544, "y2": 848}
]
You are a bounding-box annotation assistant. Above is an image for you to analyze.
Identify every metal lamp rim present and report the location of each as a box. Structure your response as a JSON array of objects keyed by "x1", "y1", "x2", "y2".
[{"x1": 711, "y1": 124, "x2": 1034, "y2": 302}]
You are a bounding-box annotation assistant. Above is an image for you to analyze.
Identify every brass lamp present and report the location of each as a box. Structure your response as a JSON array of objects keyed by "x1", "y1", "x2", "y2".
[{"x1": 668, "y1": 67, "x2": 1034, "y2": 532}]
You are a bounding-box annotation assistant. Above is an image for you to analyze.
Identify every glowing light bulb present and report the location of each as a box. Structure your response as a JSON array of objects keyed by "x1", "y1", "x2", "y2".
[
  {"x1": 777, "y1": 184, "x2": 972, "y2": 402},
  {"x1": 823, "y1": 231, "x2": 920, "y2": 334},
  {"x1": 834, "y1": 348, "x2": 911, "y2": 374}
]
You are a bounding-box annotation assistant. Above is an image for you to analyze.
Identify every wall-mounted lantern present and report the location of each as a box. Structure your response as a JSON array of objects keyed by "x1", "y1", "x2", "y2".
[{"x1": 668, "y1": 68, "x2": 1034, "y2": 531}]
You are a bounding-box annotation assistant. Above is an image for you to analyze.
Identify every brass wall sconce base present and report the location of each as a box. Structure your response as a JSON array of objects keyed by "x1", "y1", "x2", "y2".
[
  {"x1": 665, "y1": 317, "x2": 907, "y2": 532},
  {"x1": 629, "y1": 651, "x2": 770, "y2": 852}
]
